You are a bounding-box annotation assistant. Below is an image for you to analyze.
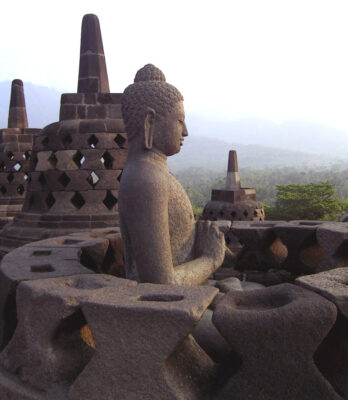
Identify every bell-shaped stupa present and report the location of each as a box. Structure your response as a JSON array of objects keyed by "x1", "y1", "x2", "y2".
[
  {"x1": 0, "y1": 15, "x2": 127, "y2": 257},
  {"x1": 0, "y1": 80, "x2": 40, "y2": 228},
  {"x1": 203, "y1": 150, "x2": 265, "y2": 221}
]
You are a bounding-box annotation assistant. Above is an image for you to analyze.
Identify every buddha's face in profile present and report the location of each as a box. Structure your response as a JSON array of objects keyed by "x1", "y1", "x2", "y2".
[{"x1": 150, "y1": 101, "x2": 188, "y2": 157}]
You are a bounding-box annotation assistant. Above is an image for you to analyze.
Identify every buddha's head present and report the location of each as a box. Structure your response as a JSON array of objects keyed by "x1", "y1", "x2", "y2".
[{"x1": 122, "y1": 64, "x2": 188, "y2": 156}]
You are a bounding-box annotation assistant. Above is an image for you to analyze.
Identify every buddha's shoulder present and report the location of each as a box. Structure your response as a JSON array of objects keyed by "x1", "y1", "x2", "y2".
[{"x1": 121, "y1": 160, "x2": 172, "y2": 191}]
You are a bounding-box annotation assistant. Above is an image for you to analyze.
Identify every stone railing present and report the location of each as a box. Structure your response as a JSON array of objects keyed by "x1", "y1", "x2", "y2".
[{"x1": 0, "y1": 226, "x2": 346, "y2": 399}]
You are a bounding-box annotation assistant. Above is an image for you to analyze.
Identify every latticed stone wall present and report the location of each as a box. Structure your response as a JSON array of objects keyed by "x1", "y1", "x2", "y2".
[
  {"x1": 0, "y1": 14, "x2": 129, "y2": 257},
  {"x1": 0, "y1": 128, "x2": 38, "y2": 226},
  {"x1": 0, "y1": 94, "x2": 127, "y2": 256},
  {"x1": 23, "y1": 95, "x2": 126, "y2": 217}
]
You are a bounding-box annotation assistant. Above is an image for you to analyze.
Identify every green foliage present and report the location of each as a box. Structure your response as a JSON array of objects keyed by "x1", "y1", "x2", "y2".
[
  {"x1": 262, "y1": 182, "x2": 343, "y2": 221},
  {"x1": 175, "y1": 166, "x2": 348, "y2": 221}
]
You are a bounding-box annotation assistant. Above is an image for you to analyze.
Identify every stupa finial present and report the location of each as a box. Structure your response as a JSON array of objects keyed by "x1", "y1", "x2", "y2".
[
  {"x1": 8, "y1": 79, "x2": 28, "y2": 129},
  {"x1": 77, "y1": 14, "x2": 110, "y2": 93}
]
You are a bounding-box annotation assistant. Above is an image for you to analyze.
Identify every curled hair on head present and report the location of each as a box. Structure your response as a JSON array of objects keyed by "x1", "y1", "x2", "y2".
[{"x1": 122, "y1": 64, "x2": 184, "y2": 141}]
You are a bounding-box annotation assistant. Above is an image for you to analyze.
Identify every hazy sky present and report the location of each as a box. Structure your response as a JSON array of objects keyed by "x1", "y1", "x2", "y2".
[{"x1": 2, "y1": 0, "x2": 348, "y2": 132}]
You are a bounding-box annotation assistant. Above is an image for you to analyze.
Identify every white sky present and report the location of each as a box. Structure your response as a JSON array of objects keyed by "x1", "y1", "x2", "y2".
[{"x1": 2, "y1": 0, "x2": 348, "y2": 131}]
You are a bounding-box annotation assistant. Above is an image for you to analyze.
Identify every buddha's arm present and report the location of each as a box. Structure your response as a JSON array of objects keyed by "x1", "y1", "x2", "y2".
[
  {"x1": 173, "y1": 220, "x2": 225, "y2": 286},
  {"x1": 123, "y1": 178, "x2": 175, "y2": 284},
  {"x1": 122, "y1": 172, "x2": 224, "y2": 286}
]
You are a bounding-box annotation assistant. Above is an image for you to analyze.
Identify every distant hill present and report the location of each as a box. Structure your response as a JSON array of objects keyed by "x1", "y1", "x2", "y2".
[
  {"x1": 0, "y1": 81, "x2": 61, "y2": 128},
  {"x1": 186, "y1": 113, "x2": 348, "y2": 158},
  {"x1": 168, "y1": 136, "x2": 340, "y2": 172},
  {"x1": 1, "y1": 81, "x2": 347, "y2": 169}
]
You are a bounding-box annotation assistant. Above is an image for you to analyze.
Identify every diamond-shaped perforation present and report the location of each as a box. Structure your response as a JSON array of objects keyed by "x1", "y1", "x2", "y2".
[
  {"x1": 114, "y1": 134, "x2": 126, "y2": 148},
  {"x1": 22, "y1": 151, "x2": 31, "y2": 160},
  {"x1": 7, "y1": 152, "x2": 14, "y2": 160},
  {"x1": 45, "y1": 192, "x2": 55, "y2": 209},
  {"x1": 86, "y1": 171, "x2": 100, "y2": 188},
  {"x1": 71, "y1": 191, "x2": 86, "y2": 209},
  {"x1": 24, "y1": 174, "x2": 29, "y2": 181},
  {"x1": 17, "y1": 185, "x2": 24, "y2": 195},
  {"x1": 0, "y1": 186, "x2": 6, "y2": 195},
  {"x1": 6, "y1": 173, "x2": 14, "y2": 183},
  {"x1": 0, "y1": 161, "x2": 6, "y2": 171},
  {"x1": 88, "y1": 135, "x2": 98, "y2": 149},
  {"x1": 38, "y1": 173, "x2": 47, "y2": 186},
  {"x1": 117, "y1": 170, "x2": 123, "y2": 182},
  {"x1": 62, "y1": 133, "x2": 72, "y2": 147},
  {"x1": 103, "y1": 190, "x2": 117, "y2": 210},
  {"x1": 13, "y1": 162, "x2": 22, "y2": 172},
  {"x1": 58, "y1": 172, "x2": 71, "y2": 188},
  {"x1": 73, "y1": 151, "x2": 85, "y2": 168},
  {"x1": 48, "y1": 152, "x2": 58, "y2": 168},
  {"x1": 101, "y1": 151, "x2": 113, "y2": 169}
]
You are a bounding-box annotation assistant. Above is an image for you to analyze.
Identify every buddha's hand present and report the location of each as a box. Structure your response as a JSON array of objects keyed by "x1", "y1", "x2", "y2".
[{"x1": 195, "y1": 220, "x2": 225, "y2": 270}]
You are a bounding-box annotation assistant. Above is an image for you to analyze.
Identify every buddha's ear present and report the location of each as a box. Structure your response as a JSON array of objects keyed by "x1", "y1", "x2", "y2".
[{"x1": 144, "y1": 108, "x2": 156, "y2": 150}]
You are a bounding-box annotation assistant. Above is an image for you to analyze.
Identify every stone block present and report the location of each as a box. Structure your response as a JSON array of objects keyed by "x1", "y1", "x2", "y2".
[
  {"x1": 273, "y1": 224, "x2": 322, "y2": 273},
  {"x1": 316, "y1": 223, "x2": 348, "y2": 271},
  {"x1": 86, "y1": 105, "x2": 106, "y2": 119},
  {"x1": 79, "y1": 120, "x2": 105, "y2": 134},
  {"x1": 0, "y1": 274, "x2": 136, "y2": 391},
  {"x1": 296, "y1": 268, "x2": 348, "y2": 318},
  {"x1": 69, "y1": 283, "x2": 218, "y2": 400},
  {"x1": 212, "y1": 283, "x2": 340, "y2": 400},
  {"x1": 59, "y1": 105, "x2": 77, "y2": 121},
  {"x1": 61, "y1": 93, "x2": 84, "y2": 105}
]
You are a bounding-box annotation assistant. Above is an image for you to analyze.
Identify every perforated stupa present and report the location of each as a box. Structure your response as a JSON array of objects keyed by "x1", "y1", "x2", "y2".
[
  {"x1": 0, "y1": 15, "x2": 127, "y2": 257},
  {"x1": 0, "y1": 80, "x2": 40, "y2": 229}
]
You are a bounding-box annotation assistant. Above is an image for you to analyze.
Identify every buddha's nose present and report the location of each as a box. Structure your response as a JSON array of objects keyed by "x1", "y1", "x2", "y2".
[{"x1": 182, "y1": 122, "x2": 188, "y2": 137}]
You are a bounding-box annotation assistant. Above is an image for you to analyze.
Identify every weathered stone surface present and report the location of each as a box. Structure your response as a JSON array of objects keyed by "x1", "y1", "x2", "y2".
[
  {"x1": 316, "y1": 223, "x2": 348, "y2": 271},
  {"x1": 273, "y1": 223, "x2": 323, "y2": 273},
  {"x1": 192, "y1": 308, "x2": 231, "y2": 363},
  {"x1": 0, "y1": 228, "x2": 124, "y2": 349},
  {"x1": 69, "y1": 283, "x2": 218, "y2": 400},
  {"x1": 212, "y1": 283, "x2": 341, "y2": 400},
  {"x1": 119, "y1": 64, "x2": 225, "y2": 285},
  {"x1": 230, "y1": 221, "x2": 288, "y2": 271},
  {"x1": 215, "y1": 277, "x2": 243, "y2": 292},
  {"x1": 0, "y1": 242, "x2": 93, "y2": 348},
  {"x1": 296, "y1": 268, "x2": 348, "y2": 318},
  {"x1": 0, "y1": 274, "x2": 136, "y2": 392}
]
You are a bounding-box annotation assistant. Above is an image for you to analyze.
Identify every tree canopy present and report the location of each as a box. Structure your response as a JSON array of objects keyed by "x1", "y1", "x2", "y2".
[{"x1": 265, "y1": 182, "x2": 343, "y2": 221}]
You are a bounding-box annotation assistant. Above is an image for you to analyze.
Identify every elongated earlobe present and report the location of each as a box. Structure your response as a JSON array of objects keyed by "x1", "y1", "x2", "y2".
[{"x1": 144, "y1": 108, "x2": 156, "y2": 150}]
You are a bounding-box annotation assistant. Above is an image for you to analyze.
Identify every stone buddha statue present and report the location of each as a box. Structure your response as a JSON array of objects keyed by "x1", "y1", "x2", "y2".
[{"x1": 119, "y1": 64, "x2": 225, "y2": 285}]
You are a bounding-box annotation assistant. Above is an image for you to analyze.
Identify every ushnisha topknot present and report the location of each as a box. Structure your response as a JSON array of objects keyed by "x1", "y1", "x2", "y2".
[
  {"x1": 134, "y1": 64, "x2": 166, "y2": 82},
  {"x1": 122, "y1": 64, "x2": 184, "y2": 141}
]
